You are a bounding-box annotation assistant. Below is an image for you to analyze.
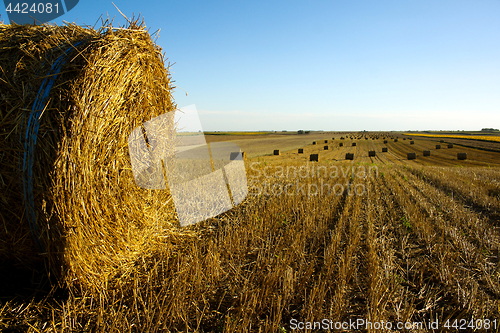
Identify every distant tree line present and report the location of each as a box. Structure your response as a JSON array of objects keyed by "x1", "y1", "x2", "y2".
[
  {"x1": 482, "y1": 128, "x2": 499, "y2": 132},
  {"x1": 297, "y1": 130, "x2": 310, "y2": 134}
]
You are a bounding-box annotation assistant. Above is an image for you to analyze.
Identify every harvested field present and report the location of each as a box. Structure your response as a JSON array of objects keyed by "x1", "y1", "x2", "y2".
[{"x1": 2, "y1": 131, "x2": 500, "y2": 332}]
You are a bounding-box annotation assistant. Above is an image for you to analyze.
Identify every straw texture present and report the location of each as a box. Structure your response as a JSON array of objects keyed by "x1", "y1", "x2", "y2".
[{"x1": 0, "y1": 20, "x2": 182, "y2": 291}]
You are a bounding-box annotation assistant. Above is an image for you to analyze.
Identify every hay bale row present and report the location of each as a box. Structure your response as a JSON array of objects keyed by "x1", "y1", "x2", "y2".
[{"x1": 0, "y1": 21, "x2": 180, "y2": 291}]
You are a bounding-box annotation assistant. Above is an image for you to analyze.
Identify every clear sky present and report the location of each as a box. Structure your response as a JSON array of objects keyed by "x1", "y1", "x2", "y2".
[{"x1": 1, "y1": 0, "x2": 499, "y2": 131}]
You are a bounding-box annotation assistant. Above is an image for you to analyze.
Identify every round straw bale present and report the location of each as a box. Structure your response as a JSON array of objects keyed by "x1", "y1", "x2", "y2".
[
  {"x1": 382, "y1": 147, "x2": 388, "y2": 152},
  {"x1": 324, "y1": 145, "x2": 329, "y2": 150},
  {"x1": 0, "y1": 21, "x2": 182, "y2": 291},
  {"x1": 383, "y1": 140, "x2": 388, "y2": 144},
  {"x1": 352, "y1": 142, "x2": 356, "y2": 146},
  {"x1": 448, "y1": 144, "x2": 454, "y2": 148},
  {"x1": 298, "y1": 148, "x2": 304, "y2": 154},
  {"x1": 274, "y1": 150, "x2": 280, "y2": 155},
  {"x1": 312, "y1": 141, "x2": 317, "y2": 145},
  {"x1": 345, "y1": 153, "x2": 354, "y2": 160},
  {"x1": 368, "y1": 151, "x2": 376, "y2": 157},
  {"x1": 407, "y1": 152, "x2": 417, "y2": 160},
  {"x1": 436, "y1": 144, "x2": 441, "y2": 149},
  {"x1": 423, "y1": 150, "x2": 431, "y2": 156},
  {"x1": 310, "y1": 154, "x2": 319, "y2": 162},
  {"x1": 324, "y1": 140, "x2": 328, "y2": 143},
  {"x1": 339, "y1": 142, "x2": 344, "y2": 147},
  {"x1": 394, "y1": 139, "x2": 398, "y2": 142},
  {"x1": 410, "y1": 141, "x2": 415, "y2": 144},
  {"x1": 457, "y1": 152, "x2": 467, "y2": 160}
]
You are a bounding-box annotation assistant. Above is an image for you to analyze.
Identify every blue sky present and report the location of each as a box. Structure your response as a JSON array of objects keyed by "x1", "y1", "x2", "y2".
[{"x1": 2, "y1": 0, "x2": 499, "y2": 131}]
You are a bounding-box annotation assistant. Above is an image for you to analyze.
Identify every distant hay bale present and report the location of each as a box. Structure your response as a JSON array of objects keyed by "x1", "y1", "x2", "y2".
[
  {"x1": 324, "y1": 140, "x2": 328, "y2": 143},
  {"x1": 394, "y1": 139, "x2": 398, "y2": 142},
  {"x1": 440, "y1": 140, "x2": 445, "y2": 143},
  {"x1": 310, "y1": 154, "x2": 319, "y2": 162},
  {"x1": 423, "y1": 150, "x2": 431, "y2": 156},
  {"x1": 345, "y1": 153, "x2": 354, "y2": 160},
  {"x1": 339, "y1": 142, "x2": 344, "y2": 147},
  {"x1": 331, "y1": 137, "x2": 335, "y2": 140},
  {"x1": 410, "y1": 141, "x2": 415, "y2": 144},
  {"x1": 407, "y1": 152, "x2": 417, "y2": 160},
  {"x1": 448, "y1": 144, "x2": 454, "y2": 148},
  {"x1": 0, "y1": 21, "x2": 181, "y2": 291},
  {"x1": 230, "y1": 152, "x2": 247, "y2": 160},
  {"x1": 313, "y1": 141, "x2": 317, "y2": 145},
  {"x1": 457, "y1": 152, "x2": 467, "y2": 160},
  {"x1": 324, "y1": 146, "x2": 329, "y2": 150},
  {"x1": 298, "y1": 148, "x2": 304, "y2": 154},
  {"x1": 352, "y1": 142, "x2": 357, "y2": 146},
  {"x1": 368, "y1": 151, "x2": 376, "y2": 157},
  {"x1": 274, "y1": 150, "x2": 280, "y2": 155},
  {"x1": 436, "y1": 145, "x2": 441, "y2": 149},
  {"x1": 403, "y1": 138, "x2": 406, "y2": 140},
  {"x1": 382, "y1": 147, "x2": 388, "y2": 152},
  {"x1": 340, "y1": 137, "x2": 345, "y2": 140},
  {"x1": 384, "y1": 140, "x2": 388, "y2": 144}
]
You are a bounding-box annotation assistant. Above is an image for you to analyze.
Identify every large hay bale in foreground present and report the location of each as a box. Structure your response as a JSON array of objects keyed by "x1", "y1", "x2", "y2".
[{"x1": 0, "y1": 22, "x2": 181, "y2": 290}]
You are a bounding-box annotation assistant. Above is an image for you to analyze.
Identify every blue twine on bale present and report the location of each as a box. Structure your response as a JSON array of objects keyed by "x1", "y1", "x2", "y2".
[{"x1": 21, "y1": 41, "x2": 84, "y2": 253}]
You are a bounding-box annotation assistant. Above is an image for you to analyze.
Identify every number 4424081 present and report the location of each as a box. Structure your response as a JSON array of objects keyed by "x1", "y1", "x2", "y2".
[
  {"x1": 5, "y1": 3, "x2": 59, "y2": 14},
  {"x1": 444, "y1": 319, "x2": 497, "y2": 330}
]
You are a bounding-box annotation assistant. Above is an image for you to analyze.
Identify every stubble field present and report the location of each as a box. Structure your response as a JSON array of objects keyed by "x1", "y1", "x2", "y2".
[{"x1": 1, "y1": 132, "x2": 500, "y2": 332}]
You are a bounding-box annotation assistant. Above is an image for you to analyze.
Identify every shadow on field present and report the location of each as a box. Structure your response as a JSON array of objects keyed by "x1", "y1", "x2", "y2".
[{"x1": 0, "y1": 260, "x2": 65, "y2": 301}]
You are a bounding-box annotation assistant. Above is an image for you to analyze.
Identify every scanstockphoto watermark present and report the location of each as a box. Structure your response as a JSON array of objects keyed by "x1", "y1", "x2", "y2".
[{"x1": 248, "y1": 162, "x2": 379, "y2": 197}]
